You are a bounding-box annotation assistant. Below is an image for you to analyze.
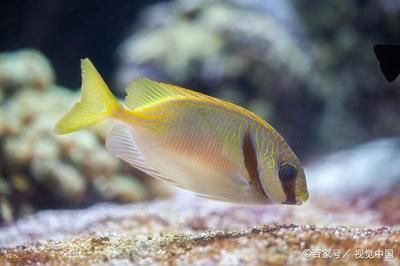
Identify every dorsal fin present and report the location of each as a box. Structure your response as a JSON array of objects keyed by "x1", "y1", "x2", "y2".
[
  {"x1": 125, "y1": 78, "x2": 274, "y2": 131},
  {"x1": 125, "y1": 78, "x2": 208, "y2": 110}
]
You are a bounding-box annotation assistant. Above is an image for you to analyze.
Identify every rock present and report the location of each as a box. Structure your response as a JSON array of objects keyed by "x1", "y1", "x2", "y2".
[
  {"x1": 0, "y1": 192, "x2": 398, "y2": 265},
  {"x1": 0, "y1": 49, "x2": 55, "y2": 92},
  {"x1": 93, "y1": 175, "x2": 149, "y2": 203},
  {"x1": 0, "y1": 197, "x2": 12, "y2": 223},
  {"x1": 306, "y1": 138, "x2": 400, "y2": 200}
]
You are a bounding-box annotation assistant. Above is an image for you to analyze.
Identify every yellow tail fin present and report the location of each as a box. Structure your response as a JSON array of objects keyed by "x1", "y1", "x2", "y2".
[{"x1": 55, "y1": 59, "x2": 120, "y2": 134}]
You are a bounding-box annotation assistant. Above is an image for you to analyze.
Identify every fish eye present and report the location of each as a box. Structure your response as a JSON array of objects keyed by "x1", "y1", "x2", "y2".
[{"x1": 278, "y1": 163, "x2": 297, "y2": 183}]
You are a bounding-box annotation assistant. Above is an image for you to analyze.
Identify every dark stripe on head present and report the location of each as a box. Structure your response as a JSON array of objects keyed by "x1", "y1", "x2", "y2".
[
  {"x1": 278, "y1": 163, "x2": 297, "y2": 204},
  {"x1": 281, "y1": 182, "x2": 296, "y2": 204},
  {"x1": 242, "y1": 129, "x2": 269, "y2": 200}
]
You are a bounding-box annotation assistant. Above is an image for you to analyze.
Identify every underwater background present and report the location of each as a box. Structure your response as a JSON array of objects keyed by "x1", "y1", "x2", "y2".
[{"x1": 0, "y1": 0, "x2": 399, "y2": 265}]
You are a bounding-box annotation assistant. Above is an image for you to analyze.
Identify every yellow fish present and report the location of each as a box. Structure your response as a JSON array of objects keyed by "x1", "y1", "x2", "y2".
[{"x1": 55, "y1": 59, "x2": 309, "y2": 205}]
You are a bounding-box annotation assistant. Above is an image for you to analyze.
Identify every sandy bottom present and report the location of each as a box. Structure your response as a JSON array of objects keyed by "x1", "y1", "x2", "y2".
[{"x1": 0, "y1": 190, "x2": 399, "y2": 265}]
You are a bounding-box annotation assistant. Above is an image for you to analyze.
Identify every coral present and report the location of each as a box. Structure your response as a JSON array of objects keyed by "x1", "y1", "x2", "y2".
[
  {"x1": 116, "y1": 0, "x2": 311, "y2": 93},
  {"x1": 0, "y1": 49, "x2": 54, "y2": 94},
  {"x1": 0, "y1": 50, "x2": 170, "y2": 223}
]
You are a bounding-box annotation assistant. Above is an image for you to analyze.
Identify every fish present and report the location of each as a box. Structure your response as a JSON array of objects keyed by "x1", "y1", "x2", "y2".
[
  {"x1": 55, "y1": 59, "x2": 309, "y2": 205},
  {"x1": 373, "y1": 44, "x2": 400, "y2": 82}
]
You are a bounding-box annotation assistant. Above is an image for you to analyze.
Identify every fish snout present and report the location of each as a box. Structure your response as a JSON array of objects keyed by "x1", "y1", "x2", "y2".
[{"x1": 282, "y1": 199, "x2": 303, "y2": 205}]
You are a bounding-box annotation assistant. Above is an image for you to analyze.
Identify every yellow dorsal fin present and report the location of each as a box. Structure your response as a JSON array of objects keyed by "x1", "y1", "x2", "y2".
[
  {"x1": 125, "y1": 78, "x2": 216, "y2": 110},
  {"x1": 125, "y1": 78, "x2": 270, "y2": 128}
]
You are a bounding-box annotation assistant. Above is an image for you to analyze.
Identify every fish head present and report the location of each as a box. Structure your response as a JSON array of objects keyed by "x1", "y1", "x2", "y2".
[{"x1": 258, "y1": 145, "x2": 309, "y2": 205}]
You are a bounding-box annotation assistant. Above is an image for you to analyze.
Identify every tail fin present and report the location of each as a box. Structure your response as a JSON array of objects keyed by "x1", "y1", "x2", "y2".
[{"x1": 55, "y1": 58, "x2": 120, "y2": 134}]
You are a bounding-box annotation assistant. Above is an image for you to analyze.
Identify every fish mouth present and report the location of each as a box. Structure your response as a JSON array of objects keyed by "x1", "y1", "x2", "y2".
[
  {"x1": 280, "y1": 181, "x2": 303, "y2": 205},
  {"x1": 282, "y1": 199, "x2": 303, "y2": 205},
  {"x1": 298, "y1": 191, "x2": 309, "y2": 202}
]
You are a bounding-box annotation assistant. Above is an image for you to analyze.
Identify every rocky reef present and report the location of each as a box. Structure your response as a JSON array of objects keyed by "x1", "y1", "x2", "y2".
[{"x1": 0, "y1": 50, "x2": 170, "y2": 223}]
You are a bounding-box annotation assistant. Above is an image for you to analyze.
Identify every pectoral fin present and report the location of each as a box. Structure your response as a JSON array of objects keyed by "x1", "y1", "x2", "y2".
[{"x1": 105, "y1": 124, "x2": 179, "y2": 186}]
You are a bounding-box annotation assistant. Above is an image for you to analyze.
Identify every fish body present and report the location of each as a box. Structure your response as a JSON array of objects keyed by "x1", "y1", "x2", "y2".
[
  {"x1": 374, "y1": 44, "x2": 400, "y2": 82},
  {"x1": 55, "y1": 59, "x2": 309, "y2": 205}
]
